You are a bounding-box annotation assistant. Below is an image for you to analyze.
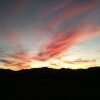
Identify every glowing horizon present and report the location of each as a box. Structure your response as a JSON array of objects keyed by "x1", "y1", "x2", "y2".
[{"x1": 0, "y1": 57, "x2": 100, "y2": 71}]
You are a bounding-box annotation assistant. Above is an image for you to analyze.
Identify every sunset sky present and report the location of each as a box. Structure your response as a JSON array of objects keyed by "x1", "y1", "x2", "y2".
[{"x1": 0, "y1": 0, "x2": 100, "y2": 70}]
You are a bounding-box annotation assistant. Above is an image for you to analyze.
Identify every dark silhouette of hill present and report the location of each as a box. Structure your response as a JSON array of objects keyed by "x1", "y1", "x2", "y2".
[
  {"x1": 0, "y1": 67, "x2": 100, "y2": 83},
  {"x1": 0, "y1": 67, "x2": 100, "y2": 99}
]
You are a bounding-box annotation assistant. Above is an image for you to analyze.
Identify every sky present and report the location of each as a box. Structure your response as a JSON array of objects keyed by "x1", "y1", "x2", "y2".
[{"x1": 0, "y1": 0, "x2": 100, "y2": 70}]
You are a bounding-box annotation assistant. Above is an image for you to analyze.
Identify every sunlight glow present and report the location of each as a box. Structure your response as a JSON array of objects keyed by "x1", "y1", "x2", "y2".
[{"x1": 0, "y1": 58, "x2": 100, "y2": 71}]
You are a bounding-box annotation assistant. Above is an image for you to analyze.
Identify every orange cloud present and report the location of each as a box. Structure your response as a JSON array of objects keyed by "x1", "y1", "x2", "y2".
[
  {"x1": 10, "y1": 52, "x2": 32, "y2": 62},
  {"x1": 35, "y1": 24, "x2": 100, "y2": 61}
]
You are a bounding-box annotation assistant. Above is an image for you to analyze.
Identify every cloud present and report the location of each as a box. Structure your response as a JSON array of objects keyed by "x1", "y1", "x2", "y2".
[
  {"x1": 10, "y1": 51, "x2": 32, "y2": 62},
  {"x1": 74, "y1": 59, "x2": 96, "y2": 63},
  {"x1": 35, "y1": 24, "x2": 100, "y2": 61},
  {"x1": 0, "y1": 57, "x2": 31, "y2": 70},
  {"x1": 45, "y1": 0, "x2": 98, "y2": 29}
]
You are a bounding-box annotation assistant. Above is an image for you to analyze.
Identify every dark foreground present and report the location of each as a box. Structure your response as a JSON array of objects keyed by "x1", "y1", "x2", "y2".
[{"x1": 0, "y1": 67, "x2": 100, "y2": 99}]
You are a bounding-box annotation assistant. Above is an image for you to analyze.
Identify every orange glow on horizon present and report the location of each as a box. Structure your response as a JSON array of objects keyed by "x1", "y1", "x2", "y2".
[{"x1": 0, "y1": 58, "x2": 100, "y2": 71}]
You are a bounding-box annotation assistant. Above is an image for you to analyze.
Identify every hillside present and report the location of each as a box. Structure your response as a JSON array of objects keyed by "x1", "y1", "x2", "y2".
[
  {"x1": 0, "y1": 67, "x2": 100, "y2": 99},
  {"x1": 0, "y1": 67, "x2": 100, "y2": 82}
]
